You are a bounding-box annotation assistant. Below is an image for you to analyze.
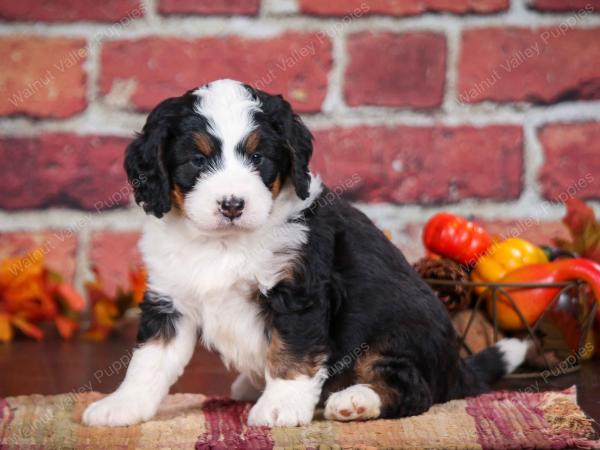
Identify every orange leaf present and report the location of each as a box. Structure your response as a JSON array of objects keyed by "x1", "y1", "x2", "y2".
[
  {"x1": 129, "y1": 266, "x2": 147, "y2": 304},
  {"x1": 92, "y1": 301, "x2": 119, "y2": 328},
  {"x1": 54, "y1": 283, "x2": 85, "y2": 312},
  {"x1": 0, "y1": 251, "x2": 45, "y2": 290},
  {"x1": 11, "y1": 316, "x2": 44, "y2": 341},
  {"x1": 0, "y1": 313, "x2": 14, "y2": 342},
  {"x1": 55, "y1": 315, "x2": 78, "y2": 339},
  {"x1": 82, "y1": 328, "x2": 111, "y2": 341}
]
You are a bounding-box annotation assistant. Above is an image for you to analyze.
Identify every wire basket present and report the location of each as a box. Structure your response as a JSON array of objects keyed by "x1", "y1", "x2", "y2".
[{"x1": 425, "y1": 278, "x2": 598, "y2": 379}]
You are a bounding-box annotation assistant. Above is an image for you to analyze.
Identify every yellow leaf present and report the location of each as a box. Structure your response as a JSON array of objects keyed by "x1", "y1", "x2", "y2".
[{"x1": 0, "y1": 313, "x2": 13, "y2": 342}]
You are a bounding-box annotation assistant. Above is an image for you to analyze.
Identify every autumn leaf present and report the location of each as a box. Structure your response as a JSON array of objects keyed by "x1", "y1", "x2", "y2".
[
  {"x1": 129, "y1": 266, "x2": 147, "y2": 304},
  {"x1": 83, "y1": 266, "x2": 146, "y2": 340},
  {"x1": 0, "y1": 250, "x2": 83, "y2": 342},
  {"x1": 0, "y1": 313, "x2": 13, "y2": 342},
  {"x1": 555, "y1": 198, "x2": 600, "y2": 263},
  {"x1": 81, "y1": 328, "x2": 111, "y2": 341},
  {"x1": 55, "y1": 315, "x2": 79, "y2": 339},
  {"x1": 11, "y1": 316, "x2": 43, "y2": 341},
  {"x1": 54, "y1": 282, "x2": 85, "y2": 312},
  {"x1": 563, "y1": 198, "x2": 595, "y2": 235}
]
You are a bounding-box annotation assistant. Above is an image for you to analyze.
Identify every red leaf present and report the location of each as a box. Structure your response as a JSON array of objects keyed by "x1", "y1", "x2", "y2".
[{"x1": 563, "y1": 198, "x2": 595, "y2": 235}]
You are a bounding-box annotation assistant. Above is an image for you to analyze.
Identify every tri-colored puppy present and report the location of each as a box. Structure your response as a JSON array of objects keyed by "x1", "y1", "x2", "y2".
[{"x1": 83, "y1": 79, "x2": 528, "y2": 427}]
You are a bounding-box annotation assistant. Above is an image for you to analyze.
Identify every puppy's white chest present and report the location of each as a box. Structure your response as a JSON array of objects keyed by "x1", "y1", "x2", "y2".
[
  {"x1": 199, "y1": 288, "x2": 267, "y2": 377},
  {"x1": 140, "y1": 216, "x2": 309, "y2": 377}
]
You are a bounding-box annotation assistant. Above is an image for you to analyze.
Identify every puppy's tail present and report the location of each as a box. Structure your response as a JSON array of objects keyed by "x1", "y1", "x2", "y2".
[{"x1": 457, "y1": 338, "x2": 530, "y2": 396}]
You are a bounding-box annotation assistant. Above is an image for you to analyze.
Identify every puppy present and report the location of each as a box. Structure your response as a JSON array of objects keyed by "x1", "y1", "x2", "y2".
[{"x1": 82, "y1": 79, "x2": 528, "y2": 427}]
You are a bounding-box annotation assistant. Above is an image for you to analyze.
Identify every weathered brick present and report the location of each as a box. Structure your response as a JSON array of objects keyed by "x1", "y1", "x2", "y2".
[
  {"x1": 0, "y1": 231, "x2": 79, "y2": 283},
  {"x1": 530, "y1": 1, "x2": 600, "y2": 12},
  {"x1": 100, "y1": 33, "x2": 332, "y2": 113},
  {"x1": 538, "y1": 122, "x2": 600, "y2": 201},
  {"x1": 0, "y1": 134, "x2": 131, "y2": 210},
  {"x1": 89, "y1": 231, "x2": 142, "y2": 297},
  {"x1": 158, "y1": 0, "x2": 259, "y2": 15},
  {"x1": 458, "y1": 28, "x2": 600, "y2": 104},
  {"x1": 345, "y1": 32, "x2": 446, "y2": 108},
  {"x1": 300, "y1": 0, "x2": 508, "y2": 16},
  {"x1": 0, "y1": 37, "x2": 87, "y2": 118},
  {"x1": 0, "y1": 0, "x2": 143, "y2": 22},
  {"x1": 311, "y1": 125, "x2": 523, "y2": 204}
]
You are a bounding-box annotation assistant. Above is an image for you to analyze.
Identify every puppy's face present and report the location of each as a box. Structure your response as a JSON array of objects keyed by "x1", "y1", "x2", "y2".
[{"x1": 125, "y1": 80, "x2": 313, "y2": 232}]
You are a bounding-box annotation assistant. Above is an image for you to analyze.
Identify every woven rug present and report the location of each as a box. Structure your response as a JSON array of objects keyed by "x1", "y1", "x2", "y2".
[{"x1": 0, "y1": 387, "x2": 597, "y2": 449}]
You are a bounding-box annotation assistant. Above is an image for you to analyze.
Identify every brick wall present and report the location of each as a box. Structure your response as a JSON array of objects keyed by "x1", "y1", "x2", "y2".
[{"x1": 0, "y1": 0, "x2": 599, "y2": 300}]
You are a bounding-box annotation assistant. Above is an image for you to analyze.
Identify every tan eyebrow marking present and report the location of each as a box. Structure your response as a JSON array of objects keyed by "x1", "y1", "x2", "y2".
[
  {"x1": 194, "y1": 132, "x2": 214, "y2": 157},
  {"x1": 244, "y1": 130, "x2": 260, "y2": 154}
]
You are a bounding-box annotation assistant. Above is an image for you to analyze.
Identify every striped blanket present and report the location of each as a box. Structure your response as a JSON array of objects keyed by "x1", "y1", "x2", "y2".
[{"x1": 0, "y1": 386, "x2": 597, "y2": 449}]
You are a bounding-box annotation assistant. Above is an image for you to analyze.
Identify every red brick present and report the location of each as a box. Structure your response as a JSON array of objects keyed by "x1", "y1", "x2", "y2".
[
  {"x1": 300, "y1": 0, "x2": 508, "y2": 16},
  {"x1": 0, "y1": 134, "x2": 131, "y2": 210},
  {"x1": 89, "y1": 231, "x2": 142, "y2": 297},
  {"x1": 310, "y1": 125, "x2": 523, "y2": 204},
  {"x1": 0, "y1": 0, "x2": 143, "y2": 22},
  {"x1": 538, "y1": 122, "x2": 600, "y2": 201},
  {"x1": 0, "y1": 231, "x2": 79, "y2": 283},
  {"x1": 345, "y1": 32, "x2": 446, "y2": 108},
  {"x1": 158, "y1": 0, "x2": 259, "y2": 15},
  {"x1": 530, "y1": 1, "x2": 600, "y2": 12},
  {"x1": 100, "y1": 33, "x2": 332, "y2": 113},
  {"x1": 0, "y1": 37, "x2": 87, "y2": 118},
  {"x1": 458, "y1": 28, "x2": 600, "y2": 104}
]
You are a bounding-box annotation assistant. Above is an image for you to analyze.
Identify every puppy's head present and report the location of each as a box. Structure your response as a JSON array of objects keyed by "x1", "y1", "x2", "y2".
[{"x1": 124, "y1": 79, "x2": 313, "y2": 231}]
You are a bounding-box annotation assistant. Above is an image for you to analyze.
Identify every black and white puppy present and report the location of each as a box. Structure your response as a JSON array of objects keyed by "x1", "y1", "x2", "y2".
[{"x1": 82, "y1": 79, "x2": 528, "y2": 428}]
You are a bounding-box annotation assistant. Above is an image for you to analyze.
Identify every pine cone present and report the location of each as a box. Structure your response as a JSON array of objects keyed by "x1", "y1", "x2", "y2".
[{"x1": 413, "y1": 257, "x2": 471, "y2": 311}]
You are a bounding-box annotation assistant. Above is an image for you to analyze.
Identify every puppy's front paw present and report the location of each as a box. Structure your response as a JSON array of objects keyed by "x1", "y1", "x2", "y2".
[
  {"x1": 82, "y1": 391, "x2": 159, "y2": 427},
  {"x1": 247, "y1": 392, "x2": 314, "y2": 427}
]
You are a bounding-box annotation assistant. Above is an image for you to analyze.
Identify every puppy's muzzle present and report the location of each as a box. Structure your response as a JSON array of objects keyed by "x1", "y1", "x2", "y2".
[{"x1": 219, "y1": 196, "x2": 245, "y2": 220}]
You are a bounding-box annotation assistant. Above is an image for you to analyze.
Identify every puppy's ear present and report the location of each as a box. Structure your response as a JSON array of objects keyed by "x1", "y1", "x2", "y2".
[
  {"x1": 257, "y1": 92, "x2": 313, "y2": 200},
  {"x1": 124, "y1": 97, "x2": 183, "y2": 218}
]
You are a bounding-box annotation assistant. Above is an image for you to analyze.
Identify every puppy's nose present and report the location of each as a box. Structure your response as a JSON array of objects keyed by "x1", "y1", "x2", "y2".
[{"x1": 219, "y1": 196, "x2": 245, "y2": 219}]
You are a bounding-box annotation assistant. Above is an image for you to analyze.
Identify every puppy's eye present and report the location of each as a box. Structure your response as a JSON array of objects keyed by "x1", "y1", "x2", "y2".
[
  {"x1": 192, "y1": 155, "x2": 207, "y2": 167},
  {"x1": 250, "y1": 153, "x2": 263, "y2": 164}
]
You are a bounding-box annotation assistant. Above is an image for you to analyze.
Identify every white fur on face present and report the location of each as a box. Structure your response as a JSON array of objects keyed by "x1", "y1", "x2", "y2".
[{"x1": 186, "y1": 79, "x2": 272, "y2": 232}]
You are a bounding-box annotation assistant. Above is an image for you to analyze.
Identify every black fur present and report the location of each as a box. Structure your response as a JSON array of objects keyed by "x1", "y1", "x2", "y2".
[
  {"x1": 137, "y1": 291, "x2": 182, "y2": 344},
  {"x1": 262, "y1": 188, "x2": 511, "y2": 418},
  {"x1": 245, "y1": 85, "x2": 313, "y2": 200},
  {"x1": 124, "y1": 94, "x2": 199, "y2": 217}
]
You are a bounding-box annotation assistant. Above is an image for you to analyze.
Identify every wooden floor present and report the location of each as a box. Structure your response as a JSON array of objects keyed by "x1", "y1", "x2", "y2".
[{"x1": 1, "y1": 334, "x2": 598, "y2": 431}]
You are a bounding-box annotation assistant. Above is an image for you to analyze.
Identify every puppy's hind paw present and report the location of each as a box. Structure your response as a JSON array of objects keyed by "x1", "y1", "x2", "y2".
[{"x1": 324, "y1": 384, "x2": 381, "y2": 422}]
